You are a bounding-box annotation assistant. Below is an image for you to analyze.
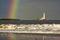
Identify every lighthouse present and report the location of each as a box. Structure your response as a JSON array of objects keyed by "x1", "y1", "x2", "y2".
[{"x1": 40, "y1": 12, "x2": 46, "y2": 20}]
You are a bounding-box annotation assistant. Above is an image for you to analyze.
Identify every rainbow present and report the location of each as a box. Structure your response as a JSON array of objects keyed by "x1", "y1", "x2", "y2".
[{"x1": 8, "y1": 0, "x2": 19, "y2": 19}]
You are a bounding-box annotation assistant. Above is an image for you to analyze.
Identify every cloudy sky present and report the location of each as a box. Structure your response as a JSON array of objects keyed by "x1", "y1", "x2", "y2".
[{"x1": 0, "y1": 0, "x2": 60, "y2": 20}]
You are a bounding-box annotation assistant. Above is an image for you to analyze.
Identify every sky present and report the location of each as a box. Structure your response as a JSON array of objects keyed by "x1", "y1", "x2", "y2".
[{"x1": 0, "y1": 0, "x2": 60, "y2": 20}]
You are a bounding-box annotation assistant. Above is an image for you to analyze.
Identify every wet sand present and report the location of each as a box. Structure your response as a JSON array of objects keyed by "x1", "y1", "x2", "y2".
[{"x1": 0, "y1": 33, "x2": 60, "y2": 40}]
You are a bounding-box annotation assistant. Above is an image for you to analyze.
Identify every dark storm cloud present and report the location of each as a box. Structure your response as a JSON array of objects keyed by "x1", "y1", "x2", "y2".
[
  {"x1": 16, "y1": 0, "x2": 60, "y2": 20},
  {"x1": 0, "y1": 0, "x2": 11, "y2": 18},
  {"x1": 23, "y1": 0, "x2": 60, "y2": 2},
  {"x1": 0, "y1": 0, "x2": 60, "y2": 20}
]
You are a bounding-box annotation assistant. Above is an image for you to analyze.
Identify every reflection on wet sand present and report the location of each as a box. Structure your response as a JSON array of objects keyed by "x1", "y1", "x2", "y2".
[
  {"x1": 0, "y1": 33, "x2": 16, "y2": 40},
  {"x1": 0, "y1": 33, "x2": 60, "y2": 40}
]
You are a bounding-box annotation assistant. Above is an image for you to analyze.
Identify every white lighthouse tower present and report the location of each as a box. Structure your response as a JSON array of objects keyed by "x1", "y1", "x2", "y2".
[{"x1": 39, "y1": 12, "x2": 46, "y2": 20}]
